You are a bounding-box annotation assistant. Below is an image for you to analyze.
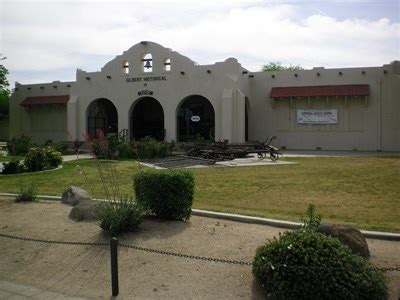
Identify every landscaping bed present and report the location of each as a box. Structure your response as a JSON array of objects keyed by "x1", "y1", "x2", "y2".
[
  {"x1": 0, "y1": 198, "x2": 399, "y2": 299},
  {"x1": 0, "y1": 156, "x2": 399, "y2": 232}
]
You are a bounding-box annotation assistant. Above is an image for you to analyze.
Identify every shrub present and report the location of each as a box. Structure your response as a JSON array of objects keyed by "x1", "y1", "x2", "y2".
[
  {"x1": 91, "y1": 133, "x2": 134, "y2": 159},
  {"x1": 7, "y1": 135, "x2": 33, "y2": 155},
  {"x1": 44, "y1": 139, "x2": 69, "y2": 154},
  {"x1": 253, "y1": 230, "x2": 388, "y2": 299},
  {"x1": 16, "y1": 182, "x2": 38, "y2": 202},
  {"x1": 134, "y1": 169, "x2": 195, "y2": 220},
  {"x1": 91, "y1": 135, "x2": 174, "y2": 160},
  {"x1": 97, "y1": 198, "x2": 144, "y2": 236},
  {"x1": 91, "y1": 138, "x2": 110, "y2": 159},
  {"x1": 24, "y1": 146, "x2": 62, "y2": 172},
  {"x1": 2, "y1": 159, "x2": 25, "y2": 174},
  {"x1": 134, "y1": 137, "x2": 174, "y2": 159},
  {"x1": 73, "y1": 139, "x2": 84, "y2": 154},
  {"x1": 0, "y1": 150, "x2": 7, "y2": 158},
  {"x1": 301, "y1": 203, "x2": 321, "y2": 231}
]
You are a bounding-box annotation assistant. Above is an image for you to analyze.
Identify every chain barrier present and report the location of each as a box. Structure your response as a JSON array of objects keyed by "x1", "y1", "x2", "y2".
[
  {"x1": 1, "y1": 232, "x2": 400, "y2": 271},
  {"x1": 0, "y1": 232, "x2": 107, "y2": 247},
  {"x1": 119, "y1": 242, "x2": 252, "y2": 266}
]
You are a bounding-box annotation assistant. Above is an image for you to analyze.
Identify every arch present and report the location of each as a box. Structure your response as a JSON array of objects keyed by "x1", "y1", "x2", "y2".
[
  {"x1": 177, "y1": 95, "x2": 215, "y2": 142},
  {"x1": 130, "y1": 97, "x2": 165, "y2": 141},
  {"x1": 142, "y1": 53, "x2": 153, "y2": 73},
  {"x1": 122, "y1": 60, "x2": 129, "y2": 74},
  {"x1": 86, "y1": 98, "x2": 118, "y2": 139},
  {"x1": 164, "y1": 58, "x2": 171, "y2": 72}
]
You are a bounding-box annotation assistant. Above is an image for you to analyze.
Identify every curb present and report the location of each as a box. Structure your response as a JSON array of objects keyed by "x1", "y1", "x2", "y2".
[
  {"x1": 0, "y1": 165, "x2": 63, "y2": 177},
  {"x1": 1, "y1": 192, "x2": 399, "y2": 241}
]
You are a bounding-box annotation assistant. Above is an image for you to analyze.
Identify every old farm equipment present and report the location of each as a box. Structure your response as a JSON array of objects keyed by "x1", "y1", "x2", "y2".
[{"x1": 186, "y1": 136, "x2": 282, "y2": 162}]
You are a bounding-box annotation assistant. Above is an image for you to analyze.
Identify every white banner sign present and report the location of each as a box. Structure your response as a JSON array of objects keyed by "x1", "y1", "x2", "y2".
[{"x1": 297, "y1": 109, "x2": 338, "y2": 124}]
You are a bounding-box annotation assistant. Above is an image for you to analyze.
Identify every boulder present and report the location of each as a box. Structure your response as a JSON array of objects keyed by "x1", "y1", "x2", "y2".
[
  {"x1": 318, "y1": 224, "x2": 370, "y2": 258},
  {"x1": 61, "y1": 186, "x2": 91, "y2": 206},
  {"x1": 69, "y1": 199, "x2": 99, "y2": 221}
]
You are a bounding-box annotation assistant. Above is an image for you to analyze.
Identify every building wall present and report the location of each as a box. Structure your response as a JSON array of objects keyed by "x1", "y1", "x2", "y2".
[
  {"x1": 248, "y1": 62, "x2": 399, "y2": 151},
  {"x1": 8, "y1": 42, "x2": 400, "y2": 151},
  {"x1": 68, "y1": 42, "x2": 249, "y2": 143},
  {"x1": 9, "y1": 81, "x2": 72, "y2": 144},
  {"x1": 0, "y1": 118, "x2": 9, "y2": 141}
]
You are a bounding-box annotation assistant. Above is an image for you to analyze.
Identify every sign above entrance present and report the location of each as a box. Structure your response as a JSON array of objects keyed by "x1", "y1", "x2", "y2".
[
  {"x1": 138, "y1": 90, "x2": 153, "y2": 96},
  {"x1": 126, "y1": 76, "x2": 167, "y2": 83},
  {"x1": 191, "y1": 116, "x2": 201, "y2": 122},
  {"x1": 297, "y1": 109, "x2": 338, "y2": 124}
]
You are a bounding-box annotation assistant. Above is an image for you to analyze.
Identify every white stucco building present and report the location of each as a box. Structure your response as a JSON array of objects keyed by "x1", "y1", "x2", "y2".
[{"x1": 9, "y1": 41, "x2": 400, "y2": 151}]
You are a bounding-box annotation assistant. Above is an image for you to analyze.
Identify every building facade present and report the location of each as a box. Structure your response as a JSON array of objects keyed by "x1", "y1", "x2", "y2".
[{"x1": 9, "y1": 41, "x2": 400, "y2": 151}]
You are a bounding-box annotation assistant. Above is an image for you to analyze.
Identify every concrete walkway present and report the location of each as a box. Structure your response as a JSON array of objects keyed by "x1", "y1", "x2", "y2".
[
  {"x1": 0, "y1": 280, "x2": 86, "y2": 299},
  {"x1": 62, "y1": 154, "x2": 93, "y2": 162}
]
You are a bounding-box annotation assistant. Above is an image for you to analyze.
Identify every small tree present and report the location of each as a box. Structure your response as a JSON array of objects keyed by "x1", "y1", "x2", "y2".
[
  {"x1": 262, "y1": 61, "x2": 304, "y2": 72},
  {"x1": 0, "y1": 54, "x2": 10, "y2": 118}
]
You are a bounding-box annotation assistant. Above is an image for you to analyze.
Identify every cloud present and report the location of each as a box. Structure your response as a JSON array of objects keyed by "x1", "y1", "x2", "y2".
[{"x1": 1, "y1": 1, "x2": 399, "y2": 84}]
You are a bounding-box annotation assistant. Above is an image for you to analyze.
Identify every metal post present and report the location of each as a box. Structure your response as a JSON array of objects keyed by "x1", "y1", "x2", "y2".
[{"x1": 110, "y1": 237, "x2": 119, "y2": 297}]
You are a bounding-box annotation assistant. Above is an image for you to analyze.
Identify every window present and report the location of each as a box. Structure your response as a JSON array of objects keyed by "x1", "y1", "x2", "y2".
[
  {"x1": 164, "y1": 58, "x2": 171, "y2": 72},
  {"x1": 142, "y1": 53, "x2": 153, "y2": 73},
  {"x1": 123, "y1": 61, "x2": 129, "y2": 74}
]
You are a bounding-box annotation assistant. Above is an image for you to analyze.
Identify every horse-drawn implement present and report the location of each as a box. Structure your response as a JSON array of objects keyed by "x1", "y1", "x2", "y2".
[{"x1": 186, "y1": 136, "x2": 282, "y2": 162}]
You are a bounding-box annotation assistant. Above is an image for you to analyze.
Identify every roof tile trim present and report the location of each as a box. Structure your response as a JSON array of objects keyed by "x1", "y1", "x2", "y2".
[
  {"x1": 20, "y1": 95, "x2": 70, "y2": 106},
  {"x1": 270, "y1": 84, "x2": 369, "y2": 98}
]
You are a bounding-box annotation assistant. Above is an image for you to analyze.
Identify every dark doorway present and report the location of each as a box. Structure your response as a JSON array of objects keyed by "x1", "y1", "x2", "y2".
[
  {"x1": 131, "y1": 97, "x2": 165, "y2": 141},
  {"x1": 245, "y1": 97, "x2": 250, "y2": 142},
  {"x1": 87, "y1": 98, "x2": 118, "y2": 139},
  {"x1": 177, "y1": 95, "x2": 215, "y2": 142}
]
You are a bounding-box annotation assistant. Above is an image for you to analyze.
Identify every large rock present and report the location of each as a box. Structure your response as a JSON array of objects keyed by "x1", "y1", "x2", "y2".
[
  {"x1": 61, "y1": 186, "x2": 91, "y2": 206},
  {"x1": 318, "y1": 224, "x2": 370, "y2": 258},
  {"x1": 69, "y1": 200, "x2": 99, "y2": 221}
]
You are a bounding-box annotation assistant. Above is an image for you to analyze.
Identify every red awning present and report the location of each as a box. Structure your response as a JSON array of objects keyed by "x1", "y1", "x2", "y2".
[
  {"x1": 270, "y1": 85, "x2": 369, "y2": 98},
  {"x1": 20, "y1": 95, "x2": 70, "y2": 106}
]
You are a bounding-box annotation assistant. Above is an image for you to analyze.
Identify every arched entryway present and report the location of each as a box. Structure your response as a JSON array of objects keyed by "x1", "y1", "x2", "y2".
[
  {"x1": 177, "y1": 95, "x2": 215, "y2": 142},
  {"x1": 86, "y1": 98, "x2": 118, "y2": 139},
  {"x1": 130, "y1": 97, "x2": 165, "y2": 141}
]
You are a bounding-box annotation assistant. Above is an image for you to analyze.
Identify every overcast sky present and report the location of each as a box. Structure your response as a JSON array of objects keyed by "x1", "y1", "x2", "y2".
[{"x1": 1, "y1": 0, "x2": 399, "y2": 85}]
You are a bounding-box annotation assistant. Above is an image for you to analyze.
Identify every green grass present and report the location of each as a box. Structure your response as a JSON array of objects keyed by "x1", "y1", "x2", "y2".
[
  {"x1": 0, "y1": 155, "x2": 23, "y2": 162},
  {"x1": 0, "y1": 156, "x2": 399, "y2": 232}
]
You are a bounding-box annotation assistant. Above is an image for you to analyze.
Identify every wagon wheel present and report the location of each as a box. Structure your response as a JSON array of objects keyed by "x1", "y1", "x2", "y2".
[
  {"x1": 270, "y1": 152, "x2": 279, "y2": 161},
  {"x1": 257, "y1": 152, "x2": 265, "y2": 160}
]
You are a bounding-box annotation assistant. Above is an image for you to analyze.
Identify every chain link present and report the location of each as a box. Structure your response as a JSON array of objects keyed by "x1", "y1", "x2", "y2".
[
  {"x1": 0, "y1": 233, "x2": 107, "y2": 246},
  {"x1": 119, "y1": 242, "x2": 252, "y2": 266},
  {"x1": 1, "y1": 233, "x2": 399, "y2": 271}
]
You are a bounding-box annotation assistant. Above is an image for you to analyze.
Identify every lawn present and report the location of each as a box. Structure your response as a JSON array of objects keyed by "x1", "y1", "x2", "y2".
[
  {"x1": 0, "y1": 156, "x2": 399, "y2": 232},
  {"x1": 0, "y1": 155, "x2": 23, "y2": 162}
]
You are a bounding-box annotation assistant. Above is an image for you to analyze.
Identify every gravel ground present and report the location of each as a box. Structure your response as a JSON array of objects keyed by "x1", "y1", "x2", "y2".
[{"x1": 0, "y1": 199, "x2": 399, "y2": 299}]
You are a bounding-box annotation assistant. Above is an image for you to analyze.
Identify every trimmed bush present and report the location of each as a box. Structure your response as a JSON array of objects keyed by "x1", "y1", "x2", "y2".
[
  {"x1": 24, "y1": 146, "x2": 62, "y2": 172},
  {"x1": 44, "y1": 139, "x2": 69, "y2": 154},
  {"x1": 97, "y1": 198, "x2": 144, "y2": 236},
  {"x1": 91, "y1": 135, "x2": 174, "y2": 160},
  {"x1": 134, "y1": 169, "x2": 195, "y2": 220},
  {"x1": 16, "y1": 182, "x2": 37, "y2": 202},
  {"x1": 253, "y1": 230, "x2": 388, "y2": 299},
  {"x1": 131, "y1": 137, "x2": 174, "y2": 159},
  {"x1": 92, "y1": 134, "x2": 135, "y2": 159},
  {"x1": 2, "y1": 159, "x2": 25, "y2": 174},
  {"x1": 7, "y1": 135, "x2": 33, "y2": 155}
]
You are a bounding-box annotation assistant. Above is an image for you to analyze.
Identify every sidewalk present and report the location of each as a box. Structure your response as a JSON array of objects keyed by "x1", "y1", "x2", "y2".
[
  {"x1": 62, "y1": 154, "x2": 93, "y2": 162},
  {"x1": 0, "y1": 280, "x2": 86, "y2": 299}
]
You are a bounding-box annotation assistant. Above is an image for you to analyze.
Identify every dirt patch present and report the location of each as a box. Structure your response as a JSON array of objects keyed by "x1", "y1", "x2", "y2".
[{"x1": 0, "y1": 198, "x2": 399, "y2": 299}]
